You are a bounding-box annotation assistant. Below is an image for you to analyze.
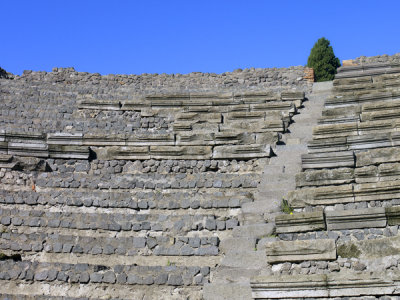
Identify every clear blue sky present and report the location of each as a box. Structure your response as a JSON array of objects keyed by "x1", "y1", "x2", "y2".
[{"x1": 1, "y1": 0, "x2": 400, "y2": 75}]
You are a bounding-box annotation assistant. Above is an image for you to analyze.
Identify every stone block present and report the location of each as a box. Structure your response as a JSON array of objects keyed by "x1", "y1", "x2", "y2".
[
  {"x1": 251, "y1": 272, "x2": 400, "y2": 299},
  {"x1": 286, "y1": 184, "x2": 354, "y2": 208},
  {"x1": 126, "y1": 133, "x2": 175, "y2": 146},
  {"x1": 8, "y1": 142, "x2": 48, "y2": 158},
  {"x1": 225, "y1": 111, "x2": 266, "y2": 122},
  {"x1": 121, "y1": 99, "x2": 149, "y2": 111},
  {"x1": 386, "y1": 206, "x2": 400, "y2": 225},
  {"x1": 325, "y1": 207, "x2": 386, "y2": 230},
  {"x1": 347, "y1": 133, "x2": 392, "y2": 151},
  {"x1": 250, "y1": 101, "x2": 295, "y2": 113},
  {"x1": 176, "y1": 112, "x2": 222, "y2": 123},
  {"x1": 301, "y1": 151, "x2": 355, "y2": 169},
  {"x1": 213, "y1": 144, "x2": 272, "y2": 159},
  {"x1": 47, "y1": 133, "x2": 83, "y2": 145},
  {"x1": 307, "y1": 137, "x2": 348, "y2": 153},
  {"x1": 176, "y1": 133, "x2": 215, "y2": 146},
  {"x1": 82, "y1": 133, "x2": 126, "y2": 146},
  {"x1": 275, "y1": 211, "x2": 325, "y2": 233},
  {"x1": 312, "y1": 122, "x2": 358, "y2": 139},
  {"x1": 356, "y1": 147, "x2": 400, "y2": 167},
  {"x1": 48, "y1": 145, "x2": 89, "y2": 159},
  {"x1": 265, "y1": 239, "x2": 336, "y2": 263},
  {"x1": 354, "y1": 180, "x2": 400, "y2": 202},
  {"x1": 95, "y1": 146, "x2": 150, "y2": 160},
  {"x1": 219, "y1": 120, "x2": 285, "y2": 133},
  {"x1": 214, "y1": 132, "x2": 255, "y2": 145},
  {"x1": 150, "y1": 146, "x2": 212, "y2": 160},
  {"x1": 296, "y1": 168, "x2": 354, "y2": 187},
  {"x1": 78, "y1": 99, "x2": 121, "y2": 110},
  {"x1": 280, "y1": 91, "x2": 304, "y2": 101}
]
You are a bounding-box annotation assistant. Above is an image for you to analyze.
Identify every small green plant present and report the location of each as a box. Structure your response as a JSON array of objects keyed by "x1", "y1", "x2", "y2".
[
  {"x1": 166, "y1": 259, "x2": 175, "y2": 266},
  {"x1": 281, "y1": 199, "x2": 294, "y2": 214}
]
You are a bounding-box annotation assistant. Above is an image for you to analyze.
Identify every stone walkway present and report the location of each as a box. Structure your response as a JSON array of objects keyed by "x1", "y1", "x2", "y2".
[{"x1": 203, "y1": 81, "x2": 333, "y2": 299}]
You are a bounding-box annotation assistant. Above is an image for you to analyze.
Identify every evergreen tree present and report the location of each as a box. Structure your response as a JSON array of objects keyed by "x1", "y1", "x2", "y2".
[
  {"x1": 307, "y1": 37, "x2": 341, "y2": 82},
  {"x1": 0, "y1": 66, "x2": 8, "y2": 79}
]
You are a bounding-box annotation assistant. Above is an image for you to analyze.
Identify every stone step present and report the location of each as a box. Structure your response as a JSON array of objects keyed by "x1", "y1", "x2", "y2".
[
  {"x1": 219, "y1": 237, "x2": 257, "y2": 254},
  {"x1": 203, "y1": 282, "x2": 252, "y2": 300},
  {"x1": 241, "y1": 200, "x2": 278, "y2": 215},
  {"x1": 220, "y1": 250, "x2": 268, "y2": 269},
  {"x1": 232, "y1": 223, "x2": 274, "y2": 238}
]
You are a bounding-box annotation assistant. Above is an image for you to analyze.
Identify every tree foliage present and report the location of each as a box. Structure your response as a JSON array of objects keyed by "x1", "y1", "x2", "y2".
[
  {"x1": 0, "y1": 66, "x2": 8, "y2": 79},
  {"x1": 307, "y1": 37, "x2": 341, "y2": 82}
]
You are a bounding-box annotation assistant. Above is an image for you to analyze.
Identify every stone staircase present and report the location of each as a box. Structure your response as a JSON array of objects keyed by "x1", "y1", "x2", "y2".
[
  {"x1": 251, "y1": 61, "x2": 400, "y2": 299},
  {"x1": 0, "y1": 67, "x2": 312, "y2": 299},
  {"x1": 203, "y1": 82, "x2": 332, "y2": 299}
]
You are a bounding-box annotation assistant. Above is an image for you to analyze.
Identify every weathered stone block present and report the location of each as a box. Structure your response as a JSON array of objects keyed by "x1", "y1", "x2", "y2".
[
  {"x1": 287, "y1": 184, "x2": 354, "y2": 208},
  {"x1": 325, "y1": 207, "x2": 386, "y2": 230},
  {"x1": 313, "y1": 123, "x2": 358, "y2": 139},
  {"x1": 386, "y1": 206, "x2": 400, "y2": 225},
  {"x1": 126, "y1": 133, "x2": 174, "y2": 146},
  {"x1": 82, "y1": 133, "x2": 126, "y2": 146},
  {"x1": 265, "y1": 239, "x2": 336, "y2": 263},
  {"x1": 251, "y1": 272, "x2": 400, "y2": 299},
  {"x1": 275, "y1": 211, "x2": 325, "y2": 233},
  {"x1": 95, "y1": 146, "x2": 150, "y2": 160},
  {"x1": 213, "y1": 144, "x2": 272, "y2": 159},
  {"x1": 48, "y1": 145, "x2": 89, "y2": 159},
  {"x1": 354, "y1": 180, "x2": 400, "y2": 202},
  {"x1": 47, "y1": 133, "x2": 83, "y2": 145},
  {"x1": 301, "y1": 151, "x2": 355, "y2": 169},
  {"x1": 296, "y1": 168, "x2": 354, "y2": 187},
  {"x1": 78, "y1": 99, "x2": 121, "y2": 110},
  {"x1": 150, "y1": 146, "x2": 212, "y2": 160},
  {"x1": 356, "y1": 147, "x2": 400, "y2": 167}
]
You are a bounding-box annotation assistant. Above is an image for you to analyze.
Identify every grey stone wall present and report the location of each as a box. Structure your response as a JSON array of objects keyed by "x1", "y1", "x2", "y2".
[{"x1": 354, "y1": 52, "x2": 400, "y2": 64}]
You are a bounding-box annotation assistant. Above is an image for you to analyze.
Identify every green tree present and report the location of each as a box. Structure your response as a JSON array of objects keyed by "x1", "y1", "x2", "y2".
[
  {"x1": 0, "y1": 66, "x2": 8, "y2": 79},
  {"x1": 307, "y1": 37, "x2": 341, "y2": 82}
]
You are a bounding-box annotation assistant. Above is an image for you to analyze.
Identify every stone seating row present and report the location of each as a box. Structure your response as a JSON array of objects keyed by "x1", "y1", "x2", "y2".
[
  {"x1": 297, "y1": 161, "x2": 400, "y2": 187},
  {"x1": 32, "y1": 171, "x2": 259, "y2": 189},
  {"x1": 0, "y1": 130, "x2": 274, "y2": 160},
  {"x1": 286, "y1": 179, "x2": 400, "y2": 207},
  {"x1": 321, "y1": 97, "x2": 400, "y2": 124},
  {"x1": 303, "y1": 144, "x2": 400, "y2": 169},
  {"x1": 335, "y1": 61, "x2": 400, "y2": 79},
  {"x1": 0, "y1": 231, "x2": 220, "y2": 257},
  {"x1": 0, "y1": 260, "x2": 210, "y2": 286},
  {"x1": 0, "y1": 208, "x2": 239, "y2": 234},
  {"x1": 0, "y1": 189, "x2": 252, "y2": 210},
  {"x1": 251, "y1": 271, "x2": 400, "y2": 298},
  {"x1": 326, "y1": 89, "x2": 400, "y2": 107},
  {"x1": 275, "y1": 206, "x2": 400, "y2": 233},
  {"x1": 77, "y1": 91, "x2": 304, "y2": 111}
]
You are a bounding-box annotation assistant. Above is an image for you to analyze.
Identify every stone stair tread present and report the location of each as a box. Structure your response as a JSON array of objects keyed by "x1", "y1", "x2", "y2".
[
  {"x1": 203, "y1": 282, "x2": 252, "y2": 300},
  {"x1": 220, "y1": 250, "x2": 269, "y2": 269},
  {"x1": 219, "y1": 237, "x2": 257, "y2": 253},
  {"x1": 232, "y1": 223, "x2": 274, "y2": 238}
]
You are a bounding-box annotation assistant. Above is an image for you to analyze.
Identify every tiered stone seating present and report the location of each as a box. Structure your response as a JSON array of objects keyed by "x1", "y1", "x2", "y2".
[
  {"x1": 0, "y1": 68, "x2": 308, "y2": 299},
  {"x1": 251, "y1": 60, "x2": 400, "y2": 298}
]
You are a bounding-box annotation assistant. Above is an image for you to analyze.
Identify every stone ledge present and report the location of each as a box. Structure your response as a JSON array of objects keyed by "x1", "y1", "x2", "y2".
[
  {"x1": 251, "y1": 272, "x2": 400, "y2": 298},
  {"x1": 275, "y1": 211, "x2": 325, "y2": 233},
  {"x1": 265, "y1": 239, "x2": 336, "y2": 263},
  {"x1": 325, "y1": 207, "x2": 386, "y2": 230}
]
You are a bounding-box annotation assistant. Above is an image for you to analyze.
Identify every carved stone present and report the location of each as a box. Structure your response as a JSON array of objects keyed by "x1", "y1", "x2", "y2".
[
  {"x1": 325, "y1": 207, "x2": 386, "y2": 230},
  {"x1": 275, "y1": 211, "x2": 325, "y2": 233},
  {"x1": 265, "y1": 239, "x2": 336, "y2": 263}
]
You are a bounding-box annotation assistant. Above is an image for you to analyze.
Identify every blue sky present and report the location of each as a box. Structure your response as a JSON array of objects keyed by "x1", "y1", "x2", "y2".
[{"x1": 1, "y1": 0, "x2": 400, "y2": 75}]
